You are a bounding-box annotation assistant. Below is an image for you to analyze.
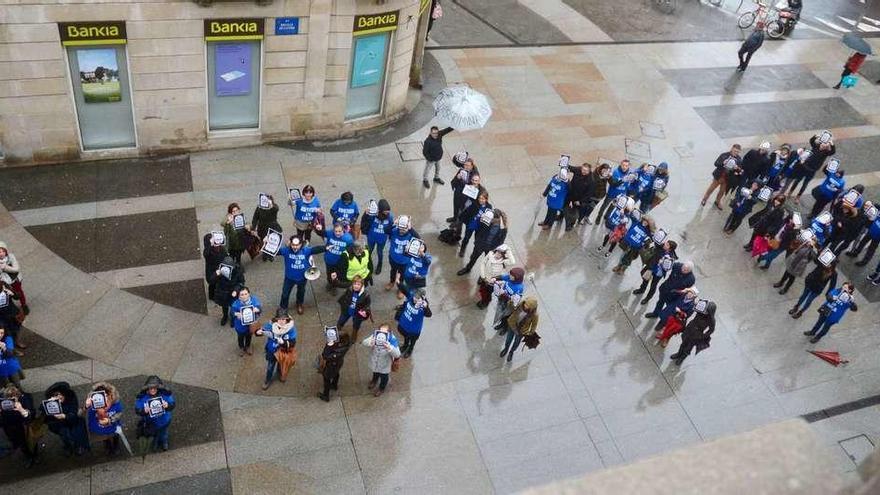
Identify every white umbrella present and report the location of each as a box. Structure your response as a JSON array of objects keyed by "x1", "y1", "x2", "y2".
[{"x1": 432, "y1": 85, "x2": 493, "y2": 130}]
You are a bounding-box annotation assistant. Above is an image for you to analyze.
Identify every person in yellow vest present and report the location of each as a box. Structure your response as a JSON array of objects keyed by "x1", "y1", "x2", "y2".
[{"x1": 337, "y1": 241, "x2": 372, "y2": 287}]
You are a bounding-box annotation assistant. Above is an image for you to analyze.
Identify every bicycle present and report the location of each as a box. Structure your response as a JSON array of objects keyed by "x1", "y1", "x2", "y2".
[{"x1": 737, "y1": 0, "x2": 770, "y2": 29}]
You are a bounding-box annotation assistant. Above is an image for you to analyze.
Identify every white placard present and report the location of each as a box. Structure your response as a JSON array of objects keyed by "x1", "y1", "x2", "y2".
[
  {"x1": 644, "y1": 164, "x2": 656, "y2": 175},
  {"x1": 558, "y1": 154, "x2": 571, "y2": 168},
  {"x1": 374, "y1": 332, "x2": 387, "y2": 345},
  {"x1": 652, "y1": 177, "x2": 666, "y2": 191},
  {"x1": 623, "y1": 172, "x2": 638, "y2": 183},
  {"x1": 219, "y1": 263, "x2": 233, "y2": 280},
  {"x1": 240, "y1": 305, "x2": 256, "y2": 325},
  {"x1": 757, "y1": 186, "x2": 772, "y2": 202},
  {"x1": 723, "y1": 157, "x2": 738, "y2": 170},
  {"x1": 652, "y1": 229, "x2": 668, "y2": 244},
  {"x1": 89, "y1": 391, "x2": 108, "y2": 409},
  {"x1": 480, "y1": 209, "x2": 494, "y2": 225},
  {"x1": 232, "y1": 213, "x2": 245, "y2": 230},
  {"x1": 558, "y1": 167, "x2": 569, "y2": 181},
  {"x1": 258, "y1": 193, "x2": 271, "y2": 209},
  {"x1": 261, "y1": 228, "x2": 282, "y2": 257},
  {"x1": 630, "y1": 210, "x2": 642, "y2": 222},
  {"x1": 454, "y1": 150, "x2": 469, "y2": 164},
  {"x1": 42, "y1": 399, "x2": 62, "y2": 416},
  {"x1": 825, "y1": 160, "x2": 839, "y2": 175},
  {"x1": 0, "y1": 291, "x2": 7, "y2": 308},
  {"x1": 210, "y1": 231, "x2": 225, "y2": 246},
  {"x1": 405, "y1": 238, "x2": 424, "y2": 257},
  {"x1": 818, "y1": 248, "x2": 836, "y2": 267},
  {"x1": 367, "y1": 199, "x2": 378, "y2": 215},
  {"x1": 289, "y1": 188, "x2": 302, "y2": 202},
  {"x1": 462, "y1": 184, "x2": 479, "y2": 199},
  {"x1": 798, "y1": 229, "x2": 814, "y2": 243},
  {"x1": 457, "y1": 168, "x2": 470, "y2": 183},
  {"x1": 818, "y1": 130, "x2": 833, "y2": 144},
  {"x1": 866, "y1": 205, "x2": 878, "y2": 221},
  {"x1": 325, "y1": 326, "x2": 338, "y2": 343},
  {"x1": 695, "y1": 299, "x2": 708, "y2": 314},
  {"x1": 836, "y1": 291, "x2": 852, "y2": 305},
  {"x1": 614, "y1": 195, "x2": 628, "y2": 209},
  {"x1": 816, "y1": 211, "x2": 833, "y2": 225},
  {"x1": 843, "y1": 189, "x2": 861, "y2": 207},
  {"x1": 147, "y1": 397, "x2": 165, "y2": 418},
  {"x1": 739, "y1": 187, "x2": 752, "y2": 200},
  {"x1": 0, "y1": 399, "x2": 14, "y2": 411},
  {"x1": 791, "y1": 212, "x2": 802, "y2": 228}
]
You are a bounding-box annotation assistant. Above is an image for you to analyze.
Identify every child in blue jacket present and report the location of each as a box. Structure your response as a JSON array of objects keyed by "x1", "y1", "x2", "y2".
[
  {"x1": 135, "y1": 376, "x2": 176, "y2": 452},
  {"x1": 539, "y1": 169, "x2": 570, "y2": 229}
]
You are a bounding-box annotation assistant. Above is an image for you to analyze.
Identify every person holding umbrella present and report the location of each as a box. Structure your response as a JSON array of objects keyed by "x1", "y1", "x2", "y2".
[{"x1": 834, "y1": 34, "x2": 872, "y2": 89}]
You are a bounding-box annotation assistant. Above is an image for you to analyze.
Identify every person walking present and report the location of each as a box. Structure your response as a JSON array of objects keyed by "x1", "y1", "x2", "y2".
[
  {"x1": 702, "y1": 145, "x2": 742, "y2": 209},
  {"x1": 291, "y1": 185, "x2": 323, "y2": 242},
  {"x1": 633, "y1": 240, "x2": 678, "y2": 305},
  {"x1": 210, "y1": 255, "x2": 245, "y2": 326},
  {"x1": 0, "y1": 326, "x2": 22, "y2": 388},
  {"x1": 336, "y1": 276, "x2": 371, "y2": 337},
  {"x1": 360, "y1": 199, "x2": 393, "y2": 275},
  {"x1": 789, "y1": 261, "x2": 838, "y2": 318},
  {"x1": 0, "y1": 242, "x2": 28, "y2": 315},
  {"x1": 230, "y1": 287, "x2": 261, "y2": 356},
  {"x1": 256, "y1": 309, "x2": 297, "y2": 390},
  {"x1": 318, "y1": 332, "x2": 351, "y2": 402},
  {"x1": 362, "y1": 324, "x2": 401, "y2": 397},
  {"x1": 737, "y1": 25, "x2": 765, "y2": 72},
  {"x1": 422, "y1": 126, "x2": 454, "y2": 189},
  {"x1": 538, "y1": 168, "x2": 569, "y2": 230},
  {"x1": 458, "y1": 208, "x2": 508, "y2": 275},
  {"x1": 134, "y1": 376, "x2": 176, "y2": 452},
  {"x1": 773, "y1": 235, "x2": 816, "y2": 295},
  {"x1": 251, "y1": 194, "x2": 281, "y2": 262},
  {"x1": 594, "y1": 160, "x2": 632, "y2": 222},
  {"x1": 803, "y1": 283, "x2": 857, "y2": 343},
  {"x1": 277, "y1": 236, "x2": 325, "y2": 315},
  {"x1": 85, "y1": 381, "x2": 124, "y2": 456},
  {"x1": 1, "y1": 384, "x2": 38, "y2": 467},
  {"x1": 833, "y1": 52, "x2": 867, "y2": 89},
  {"x1": 44, "y1": 381, "x2": 89, "y2": 456},
  {"x1": 646, "y1": 261, "x2": 696, "y2": 319},
  {"x1": 395, "y1": 288, "x2": 432, "y2": 358},
  {"x1": 669, "y1": 300, "x2": 716, "y2": 366},
  {"x1": 499, "y1": 297, "x2": 539, "y2": 363},
  {"x1": 477, "y1": 245, "x2": 516, "y2": 309}
]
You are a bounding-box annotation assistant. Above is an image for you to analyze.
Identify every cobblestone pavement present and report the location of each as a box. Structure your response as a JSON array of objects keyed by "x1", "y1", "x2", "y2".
[{"x1": 2, "y1": 31, "x2": 880, "y2": 495}]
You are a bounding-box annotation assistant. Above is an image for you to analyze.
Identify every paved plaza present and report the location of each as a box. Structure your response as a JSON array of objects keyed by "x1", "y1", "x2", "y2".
[{"x1": 4, "y1": 4, "x2": 880, "y2": 495}]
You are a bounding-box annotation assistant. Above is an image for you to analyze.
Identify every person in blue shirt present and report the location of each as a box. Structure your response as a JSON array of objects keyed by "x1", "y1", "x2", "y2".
[
  {"x1": 384, "y1": 215, "x2": 420, "y2": 290},
  {"x1": 490, "y1": 267, "x2": 525, "y2": 330},
  {"x1": 323, "y1": 223, "x2": 354, "y2": 293},
  {"x1": 598, "y1": 198, "x2": 633, "y2": 258},
  {"x1": 810, "y1": 212, "x2": 833, "y2": 248},
  {"x1": 594, "y1": 159, "x2": 632, "y2": 223},
  {"x1": 230, "y1": 287, "x2": 262, "y2": 356},
  {"x1": 291, "y1": 185, "x2": 322, "y2": 242},
  {"x1": 646, "y1": 261, "x2": 696, "y2": 319},
  {"x1": 0, "y1": 326, "x2": 22, "y2": 389},
  {"x1": 766, "y1": 144, "x2": 792, "y2": 190},
  {"x1": 330, "y1": 191, "x2": 360, "y2": 235},
  {"x1": 277, "y1": 236, "x2": 325, "y2": 315},
  {"x1": 803, "y1": 283, "x2": 857, "y2": 343},
  {"x1": 628, "y1": 163, "x2": 655, "y2": 199},
  {"x1": 640, "y1": 163, "x2": 669, "y2": 214},
  {"x1": 135, "y1": 376, "x2": 176, "y2": 452},
  {"x1": 723, "y1": 183, "x2": 760, "y2": 234},
  {"x1": 633, "y1": 240, "x2": 678, "y2": 306},
  {"x1": 808, "y1": 162, "x2": 845, "y2": 219},
  {"x1": 336, "y1": 276, "x2": 371, "y2": 337},
  {"x1": 398, "y1": 241, "x2": 432, "y2": 297},
  {"x1": 85, "y1": 381, "x2": 123, "y2": 456},
  {"x1": 612, "y1": 214, "x2": 655, "y2": 273},
  {"x1": 457, "y1": 191, "x2": 492, "y2": 258},
  {"x1": 395, "y1": 288, "x2": 433, "y2": 358},
  {"x1": 848, "y1": 203, "x2": 880, "y2": 266},
  {"x1": 359, "y1": 199, "x2": 393, "y2": 276},
  {"x1": 255, "y1": 309, "x2": 297, "y2": 390},
  {"x1": 539, "y1": 169, "x2": 570, "y2": 229}
]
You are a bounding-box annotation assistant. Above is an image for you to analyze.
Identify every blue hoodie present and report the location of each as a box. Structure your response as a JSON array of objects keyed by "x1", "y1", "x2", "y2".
[
  {"x1": 324, "y1": 231, "x2": 354, "y2": 265},
  {"x1": 731, "y1": 188, "x2": 757, "y2": 216},
  {"x1": 87, "y1": 398, "x2": 122, "y2": 436},
  {"x1": 544, "y1": 176, "x2": 568, "y2": 210},
  {"x1": 0, "y1": 335, "x2": 21, "y2": 378},
  {"x1": 135, "y1": 390, "x2": 175, "y2": 430},
  {"x1": 231, "y1": 295, "x2": 262, "y2": 335},
  {"x1": 331, "y1": 199, "x2": 360, "y2": 226},
  {"x1": 365, "y1": 213, "x2": 394, "y2": 245},
  {"x1": 389, "y1": 229, "x2": 419, "y2": 266},
  {"x1": 608, "y1": 166, "x2": 629, "y2": 199},
  {"x1": 820, "y1": 287, "x2": 856, "y2": 324},
  {"x1": 816, "y1": 173, "x2": 845, "y2": 200},
  {"x1": 623, "y1": 221, "x2": 650, "y2": 250},
  {"x1": 294, "y1": 197, "x2": 321, "y2": 223},
  {"x1": 497, "y1": 274, "x2": 525, "y2": 302},
  {"x1": 397, "y1": 293, "x2": 432, "y2": 335},
  {"x1": 810, "y1": 218, "x2": 832, "y2": 246},
  {"x1": 605, "y1": 207, "x2": 628, "y2": 231}
]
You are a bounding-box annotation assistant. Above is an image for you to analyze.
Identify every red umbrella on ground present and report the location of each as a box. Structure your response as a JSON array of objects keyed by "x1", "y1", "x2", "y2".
[{"x1": 807, "y1": 350, "x2": 848, "y2": 367}]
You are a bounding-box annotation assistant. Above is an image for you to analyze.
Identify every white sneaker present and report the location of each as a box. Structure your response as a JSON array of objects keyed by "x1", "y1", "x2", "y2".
[{"x1": 604, "y1": 252, "x2": 611, "y2": 258}]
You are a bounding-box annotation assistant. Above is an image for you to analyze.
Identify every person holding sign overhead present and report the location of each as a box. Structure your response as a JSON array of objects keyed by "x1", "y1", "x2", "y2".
[
  {"x1": 231, "y1": 287, "x2": 261, "y2": 356},
  {"x1": 251, "y1": 194, "x2": 282, "y2": 263},
  {"x1": 86, "y1": 381, "x2": 123, "y2": 456},
  {"x1": 277, "y1": 236, "x2": 326, "y2": 315},
  {"x1": 44, "y1": 381, "x2": 89, "y2": 456},
  {"x1": 291, "y1": 185, "x2": 322, "y2": 242},
  {"x1": 222, "y1": 203, "x2": 249, "y2": 264},
  {"x1": 1, "y1": 384, "x2": 38, "y2": 467},
  {"x1": 135, "y1": 376, "x2": 176, "y2": 452}
]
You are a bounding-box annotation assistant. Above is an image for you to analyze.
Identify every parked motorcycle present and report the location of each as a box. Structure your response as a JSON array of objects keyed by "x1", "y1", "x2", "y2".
[{"x1": 767, "y1": 8, "x2": 799, "y2": 38}]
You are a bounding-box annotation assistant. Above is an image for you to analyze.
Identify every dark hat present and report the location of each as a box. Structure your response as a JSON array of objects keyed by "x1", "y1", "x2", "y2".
[
  {"x1": 141, "y1": 375, "x2": 165, "y2": 392},
  {"x1": 341, "y1": 191, "x2": 353, "y2": 202},
  {"x1": 509, "y1": 267, "x2": 525, "y2": 283}
]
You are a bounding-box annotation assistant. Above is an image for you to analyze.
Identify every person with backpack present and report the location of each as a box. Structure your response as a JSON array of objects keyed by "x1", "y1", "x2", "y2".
[
  {"x1": 318, "y1": 331, "x2": 351, "y2": 402},
  {"x1": 135, "y1": 376, "x2": 176, "y2": 452},
  {"x1": 803, "y1": 283, "x2": 857, "y2": 343},
  {"x1": 499, "y1": 297, "x2": 539, "y2": 363},
  {"x1": 737, "y1": 25, "x2": 765, "y2": 71},
  {"x1": 395, "y1": 288, "x2": 432, "y2": 358},
  {"x1": 422, "y1": 126, "x2": 454, "y2": 189}
]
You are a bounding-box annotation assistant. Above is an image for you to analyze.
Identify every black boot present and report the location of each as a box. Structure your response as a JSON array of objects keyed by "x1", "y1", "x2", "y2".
[
  {"x1": 632, "y1": 288, "x2": 645, "y2": 295},
  {"x1": 220, "y1": 314, "x2": 228, "y2": 326}
]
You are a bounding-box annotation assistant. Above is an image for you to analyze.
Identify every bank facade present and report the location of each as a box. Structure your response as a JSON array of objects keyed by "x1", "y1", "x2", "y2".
[{"x1": 0, "y1": 0, "x2": 425, "y2": 164}]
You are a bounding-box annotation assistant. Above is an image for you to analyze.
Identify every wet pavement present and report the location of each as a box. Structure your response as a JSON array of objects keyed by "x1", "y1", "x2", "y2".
[{"x1": 3, "y1": 20, "x2": 880, "y2": 495}]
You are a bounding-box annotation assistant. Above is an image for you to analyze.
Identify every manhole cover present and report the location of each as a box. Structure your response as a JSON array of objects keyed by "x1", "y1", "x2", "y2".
[
  {"x1": 395, "y1": 142, "x2": 423, "y2": 162},
  {"x1": 839, "y1": 434, "x2": 875, "y2": 467},
  {"x1": 640, "y1": 121, "x2": 665, "y2": 139},
  {"x1": 625, "y1": 138, "x2": 651, "y2": 159}
]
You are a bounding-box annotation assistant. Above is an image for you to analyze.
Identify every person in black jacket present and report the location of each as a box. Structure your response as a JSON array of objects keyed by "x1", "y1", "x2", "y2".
[
  {"x1": 422, "y1": 126, "x2": 454, "y2": 189},
  {"x1": 701, "y1": 144, "x2": 742, "y2": 209},
  {"x1": 646, "y1": 261, "x2": 695, "y2": 319},
  {"x1": 203, "y1": 233, "x2": 229, "y2": 302},
  {"x1": 210, "y1": 255, "x2": 245, "y2": 326},
  {"x1": 744, "y1": 194, "x2": 787, "y2": 251},
  {"x1": 457, "y1": 191, "x2": 493, "y2": 257},
  {"x1": 789, "y1": 262, "x2": 838, "y2": 319},
  {"x1": 1, "y1": 385, "x2": 38, "y2": 467},
  {"x1": 785, "y1": 133, "x2": 836, "y2": 202},
  {"x1": 581, "y1": 163, "x2": 610, "y2": 225},
  {"x1": 251, "y1": 195, "x2": 282, "y2": 262},
  {"x1": 336, "y1": 276, "x2": 371, "y2": 336},
  {"x1": 669, "y1": 300, "x2": 716, "y2": 366},
  {"x1": 449, "y1": 164, "x2": 484, "y2": 224},
  {"x1": 563, "y1": 163, "x2": 593, "y2": 231},
  {"x1": 737, "y1": 26, "x2": 764, "y2": 71},
  {"x1": 44, "y1": 381, "x2": 90, "y2": 456},
  {"x1": 739, "y1": 142, "x2": 772, "y2": 187},
  {"x1": 458, "y1": 209, "x2": 508, "y2": 275},
  {"x1": 318, "y1": 333, "x2": 351, "y2": 402}
]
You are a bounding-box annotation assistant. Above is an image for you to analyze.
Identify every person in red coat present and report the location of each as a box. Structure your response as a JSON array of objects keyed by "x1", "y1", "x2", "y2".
[{"x1": 834, "y1": 52, "x2": 866, "y2": 89}]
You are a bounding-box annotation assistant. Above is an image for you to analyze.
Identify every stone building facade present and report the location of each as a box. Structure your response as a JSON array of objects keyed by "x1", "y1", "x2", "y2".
[{"x1": 0, "y1": 0, "x2": 424, "y2": 164}]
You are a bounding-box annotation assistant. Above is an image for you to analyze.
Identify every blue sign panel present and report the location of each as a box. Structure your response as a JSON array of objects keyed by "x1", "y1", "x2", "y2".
[{"x1": 274, "y1": 17, "x2": 300, "y2": 36}]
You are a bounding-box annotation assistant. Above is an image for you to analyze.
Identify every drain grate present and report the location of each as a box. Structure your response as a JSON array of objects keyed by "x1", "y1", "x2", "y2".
[{"x1": 839, "y1": 434, "x2": 876, "y2": 468}]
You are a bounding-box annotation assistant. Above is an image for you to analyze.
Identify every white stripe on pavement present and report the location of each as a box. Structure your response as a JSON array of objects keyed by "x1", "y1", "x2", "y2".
[
  {"x1": 92, "y1": 259, "x2": 204, "y2": 289},
  {"x1": 11, "y1": 192, "x2": 195, "y2": 227},
  {"x1": 518, "y1": 0, "x2": 613, "y2": 42}
]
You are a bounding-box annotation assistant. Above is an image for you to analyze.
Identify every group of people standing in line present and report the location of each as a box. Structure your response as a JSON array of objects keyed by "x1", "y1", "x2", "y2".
[{"x1": 702, "y1": 131, "x2": 864, "y2": 342}]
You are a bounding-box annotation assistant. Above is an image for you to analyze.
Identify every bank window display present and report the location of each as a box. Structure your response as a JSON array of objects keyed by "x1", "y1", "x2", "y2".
[
  {"x1": 345, "y1": 11, "x2": 399, "y2": 121},
  {"x1": 204, "y1": 19, "x2": 264, "y2": 131},
  {"x1": 59, "y1": 22, "x2": 136, "y2": 150}
]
